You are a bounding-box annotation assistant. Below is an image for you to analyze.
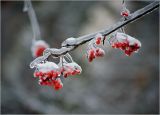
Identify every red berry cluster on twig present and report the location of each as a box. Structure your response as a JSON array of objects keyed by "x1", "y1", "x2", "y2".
[
  {"x1": 87, "y1": 33, "x2": 105, "y2": 62},
  {"x1": 33, "y1": 61, "x2": 63, "y2": 90},
  {"x1": 59, "y1": 55, "x2": 82, "y2": 78},
  {"x1": 32, "y1": 53, "x2": 82, "y2": 90},
  {"x1": 109, "y1": 32, "x2": 141, "y2": 56}
]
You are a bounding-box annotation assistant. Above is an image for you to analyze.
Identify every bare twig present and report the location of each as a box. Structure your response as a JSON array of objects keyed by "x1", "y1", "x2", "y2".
[
  {"x1": 30, "y1": 1, "x2": 159, "y2": 68},
  {"x1": 24, "y1": 0, "x2": 41, "y2": 40}
]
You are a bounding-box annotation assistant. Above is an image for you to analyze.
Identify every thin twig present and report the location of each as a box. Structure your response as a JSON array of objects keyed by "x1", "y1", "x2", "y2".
[
  {"x1": 23, "y1": 0, "x2": 41, "y2": 40},
  {"x1": 30, "y1": 1, "x2": 159, "y2": 68}
]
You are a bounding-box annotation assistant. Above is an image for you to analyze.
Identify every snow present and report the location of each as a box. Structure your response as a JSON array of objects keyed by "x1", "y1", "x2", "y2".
[
  {"x1": 63, "y1": 62, "x2": 82, "y2": 73},
  {"x1": 36, "y1": 61, "x2": 59, "y2": 73},
  {"x1": 61, "y1": 37, "x2": 77, "y2": 47},
  {"x1": 116, "y1": 32, "x2": 141, "y2": 47}
]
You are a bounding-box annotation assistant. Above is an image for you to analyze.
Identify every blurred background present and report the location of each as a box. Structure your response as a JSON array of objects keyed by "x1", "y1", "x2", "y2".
[{"x1": 1, "y1": 1, "x2": 159, "y2": 114}]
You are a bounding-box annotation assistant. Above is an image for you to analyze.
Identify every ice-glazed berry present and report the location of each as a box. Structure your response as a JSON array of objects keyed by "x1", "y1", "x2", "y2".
[
  {"x1": 31, "y1": 40, "x2": 49, "y2": 57},
  {"x1": 95, "y1": 33, "x2": 103, "y2": 45},
  {"x1": 88, "y1": 49, "x2": 96, "y2": 62},
  {"x1": 121, "y1": 7, "x2": 130, "y2": 17},
  {"x1": 95, "y1": 48, "x2": 105, "y2": 57},
  {"x1": 53, "y1": 78, "x2": 63, "y2": 90},
  {"x1": 61, "y1": 62, "x2": 82, "y2": 78}
]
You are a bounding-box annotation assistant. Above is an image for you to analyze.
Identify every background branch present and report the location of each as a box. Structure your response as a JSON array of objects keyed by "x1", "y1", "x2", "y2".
[
  {"x1": 30, "y1": 1, "x2": 159, "y2": 68},
  {"x1": 24, "y1": 0, "x2": 41, "y2": 40}
]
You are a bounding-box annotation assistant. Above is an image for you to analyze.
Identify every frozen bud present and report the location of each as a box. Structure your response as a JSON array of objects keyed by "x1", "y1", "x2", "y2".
[
  {"x1": 61, "y1": 37, "x2": 77, "y2": 47},
  {"x1": 31, "y1": 40, "x2": 49, "y2": 57},
  {"x1": 95, "y1": 33, "x2": 103, "y2": 45}
]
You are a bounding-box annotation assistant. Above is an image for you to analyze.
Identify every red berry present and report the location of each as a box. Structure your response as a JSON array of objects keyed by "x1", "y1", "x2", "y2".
[
  {"x1": 46, "y1": 71, "x2": 52, "y2": 78},
  {"x1": 53, "y1": 78, "x2": 63, "y2": 90},
  {"x1": 95, "y1": 37, "x2": 101, "y2": 45},
  {"x1": 90, "y1": 49, "x2": 95, "y2": 57},
  {"x1": 63, "y1": 72, "x2": 68, "y2": 78},
  {"x1": 39, "y1": 79, "x2": 46, "y2": 85},
  {"x1": 117, "y1": 42, "x2": 122, "y2": 48},
  {"x1": 71, "y1": 70, "x2": 77, "y2": 75},
  {"x1": 35, "y1": 46, "x2": 46, "y2": 57},
  {"x1": 39, "y1": 71, "x2": 43, "y2": 77},
  {"x1": 125, "y1": 50, "x2": 132, "y2": 56},
  {"x1": 34, "y1": 71, "x2": 40, "y2": 77},
  {"x1": 88, "y1": 49, "x2": 95, "y2": 62},
  {"x1": 121, "y1": 10, "x2": 130, "y2": 17},
  {"x1": 95, "y1": 48, "x2": 105, "y2": 57},
  {"x1": 121, "y1": 42, "x2": 127, "y2": 50},
  {"x1": 96, "y1": 48, "x2": 99, "y2": 53},
  {"x1": 122, "y1": 12, "x2": 129, "y2": 17},
  {"x1": 51, "y1": 70, "x2": 58, "y2": 78},
  {"x1": 89, "y1": 55, "x2": 94, "y2": 62}
]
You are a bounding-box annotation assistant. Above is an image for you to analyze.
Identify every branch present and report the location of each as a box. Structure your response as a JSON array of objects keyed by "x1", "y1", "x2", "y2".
[
  {"x1": 30, "y1": 1, "x2": 159, "y2": 68},
  {"x1": 23, "y1": 0, "x2": 41, "y2": 40}
]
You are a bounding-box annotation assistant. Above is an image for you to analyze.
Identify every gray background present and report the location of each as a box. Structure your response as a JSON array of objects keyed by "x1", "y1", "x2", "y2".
[{"x1": 1, "y1": 1, "x2": 159, "y2": 114}]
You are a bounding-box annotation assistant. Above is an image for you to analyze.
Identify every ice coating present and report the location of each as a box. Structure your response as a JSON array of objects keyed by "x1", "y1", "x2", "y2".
[
  {"x1": 63, "y1": 62, "x2": 82, "y2": 73},
  {"x1": 116, "y1": 32, "x2": 141, "y2": 47},
  {"x1": 36, "y1": 61, "x2": 59, "y2": 73},
  {"x1": 61, "y1": 37, "x2": 77, "y2": 47}
]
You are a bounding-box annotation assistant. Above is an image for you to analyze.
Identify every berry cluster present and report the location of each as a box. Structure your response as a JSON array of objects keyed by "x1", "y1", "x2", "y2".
[
  {"x1": 32, "y1": 54, "x2": 82, "y2": 90},
  {"x1": 109, "y1": 32, "x2": 141, "y2": 56},
  {"x1": 59, "y1": 55, "x2": 82, "y2": 78},
  {"x1": 87, "y1": 48, "x2": 105, "y2": 62},
  {"x1": 61, "y1": 62, "x2": 82, "y2": 78},
  {"x1": 33, "y1": 61, "x2": 63, "y2": 90},
  {"x1": 31, "y1": 40, "x2": 49, "y2": 57},
  {"x1": 87, "y1": 33, "x2": 105, "y2": 62}
]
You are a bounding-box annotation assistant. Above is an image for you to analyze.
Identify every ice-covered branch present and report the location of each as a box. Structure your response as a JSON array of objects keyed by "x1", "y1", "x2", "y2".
[
  {"x1": 30, "y1": 1, "x2": 159, "y2": 68},
  {"x1": 23, "y1": 0, "x2": 41, "y2": 40}
]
